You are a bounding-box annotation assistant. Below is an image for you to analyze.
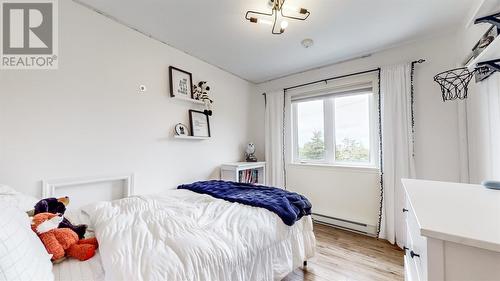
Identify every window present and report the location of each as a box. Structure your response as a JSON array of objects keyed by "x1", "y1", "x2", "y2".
[
  {"x1": 292, "y1": 90, "x2": 378, "y2": 167},
  {"x1": 295, "y1": 100, "x2": 325, "y2": 161}
]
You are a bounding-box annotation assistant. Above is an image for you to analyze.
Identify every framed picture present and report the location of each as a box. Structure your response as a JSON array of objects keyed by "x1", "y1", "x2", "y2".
[
  {"x1": 189, "y1": 110, "x2": 211, "y2": 137},
  {"x1": 169, "y1": 66, "x2": 193, "y2": 98},
  {"x1": 174, "y1": 123, "x2": 189, "y2": 136}
]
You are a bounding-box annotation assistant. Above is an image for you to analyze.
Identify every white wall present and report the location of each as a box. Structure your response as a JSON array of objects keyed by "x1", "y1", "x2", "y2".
[
  {"x1": 0, "y1": 0, "x2": 256, "y2": 197},
  {"x1": 288, "y1": 164, "x2": 380, "y2": 230},
  {"x1": 248, "y1": 92, "x2": 266, "y2": 162},
  {"x1": 255, "y1": 33, "x2": 463, "y2": 227}
]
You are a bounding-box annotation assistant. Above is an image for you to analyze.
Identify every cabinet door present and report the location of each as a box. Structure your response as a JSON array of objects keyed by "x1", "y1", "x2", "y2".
[
  {"x1": 405, "y1": 254, "x2": 419, "y2": 281},
  {"x1": 406, "y1": 195, "x2": 428, "y2": 280}
]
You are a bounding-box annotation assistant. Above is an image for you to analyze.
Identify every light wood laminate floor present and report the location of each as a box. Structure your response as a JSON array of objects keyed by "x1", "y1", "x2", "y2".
[{"x1": 283, "y1": 223, "x2": 404, "y2": 281}]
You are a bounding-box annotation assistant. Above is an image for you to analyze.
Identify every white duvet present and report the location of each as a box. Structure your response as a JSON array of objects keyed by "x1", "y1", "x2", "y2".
[{"x1": 83, "y1": 189, "x2": 315, "y2": 281}]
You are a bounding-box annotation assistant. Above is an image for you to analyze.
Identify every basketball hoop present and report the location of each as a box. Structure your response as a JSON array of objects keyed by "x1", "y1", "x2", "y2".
[{"x1": 433, "y1": 67, "x2": 482, "y2": 102}]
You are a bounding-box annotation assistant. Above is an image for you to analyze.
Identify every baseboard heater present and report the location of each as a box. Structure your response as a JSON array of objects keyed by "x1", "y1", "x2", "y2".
[{"x1": 312, "y1": 213, "x2": 377, "y2": 236}]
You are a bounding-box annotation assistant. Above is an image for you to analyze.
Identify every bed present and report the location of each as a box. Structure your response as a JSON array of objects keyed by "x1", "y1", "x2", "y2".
[
  {"x1": 52, "y1": 253, "x2": 104, "y2": 281},
  {"x1": 51, "y1": 210, "x2": 105, "y2": 281},
  {"x1": 52, "y1": 184, "x2": 315, "y2": 281}
]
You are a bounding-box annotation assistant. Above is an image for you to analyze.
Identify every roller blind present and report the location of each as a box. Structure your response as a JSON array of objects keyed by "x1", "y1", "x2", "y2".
[
  {"x1": 287, "y1": 74, "x2": 376, "y2": 102},
  {"x1": 290, "y1": 81, "x2": 373, "y2": 103}
]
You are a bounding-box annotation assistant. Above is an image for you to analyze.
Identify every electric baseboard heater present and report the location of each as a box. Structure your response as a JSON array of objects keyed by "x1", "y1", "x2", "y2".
[{"x1": 312, "y1": 213, "x2": 377, "y2": 236}]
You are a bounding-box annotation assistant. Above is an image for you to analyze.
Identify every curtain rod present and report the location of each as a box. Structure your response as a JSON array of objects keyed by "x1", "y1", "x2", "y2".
[
  {"x1": 261, "y1": 59, "x2": 426, "y2": 95},
  {"x1": 283, "y1": 68, "x2": 381, "y2": 92}
]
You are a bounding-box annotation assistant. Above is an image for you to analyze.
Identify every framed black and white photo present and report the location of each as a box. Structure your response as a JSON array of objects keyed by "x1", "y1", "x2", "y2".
[
  {"x1": 174, "y1": 123, "x2": 189, "y2": 136},
  {"x1": 169, "y1": 66, "x2": 193, "y2": 98},
  {"x1": 189, "y1": 110, "x2": 211, "y2": 137}
]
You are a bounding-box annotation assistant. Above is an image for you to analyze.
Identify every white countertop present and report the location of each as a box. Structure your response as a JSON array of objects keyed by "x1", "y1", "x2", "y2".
[{"x1": 402, "y1": 179, "x2": 500, "y2": 253}]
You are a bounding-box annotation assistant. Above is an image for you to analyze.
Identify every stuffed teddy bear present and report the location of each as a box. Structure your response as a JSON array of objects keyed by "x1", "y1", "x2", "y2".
[
  {"x1": 31, "y1": 212, "x2": 98, "y2": 262},
  {"x1": 31, "y1": 197, "x2": 88, "y2": 239}
]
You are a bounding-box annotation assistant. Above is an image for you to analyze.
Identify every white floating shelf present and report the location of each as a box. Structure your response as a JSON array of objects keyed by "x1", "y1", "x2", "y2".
[
  {"x1": 174, "y1": 135, "x2": 210, "y2": 140},
  {"x1": 466, "y1": 0, "x2": 500, "y2": 28},
  {"x1": 466, "y1": 35, "x2": 500, "y2": 69},
  {"x1": 172, "y1": 96, "x2": 205, "y2": 105}
]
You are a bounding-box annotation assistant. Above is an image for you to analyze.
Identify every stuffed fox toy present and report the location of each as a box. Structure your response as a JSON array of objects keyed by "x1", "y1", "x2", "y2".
[
  {"x1": 31, "y1": 197, "x2": 88, "y2": 239},
  {"x1": 31, "y1": 212, "x2": 98, "y2": 262}
]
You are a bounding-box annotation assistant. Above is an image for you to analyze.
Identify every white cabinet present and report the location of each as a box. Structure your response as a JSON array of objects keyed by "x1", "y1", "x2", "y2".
[
  {"x1": 220, "y1": 162, "x2": 266, "y2": 185},
  {"x1": 403, "y1": 192, "x2": 442, "y2": 281},
  {"x1": 402, "y1": 179, "x2": 500, "y2": 281}
]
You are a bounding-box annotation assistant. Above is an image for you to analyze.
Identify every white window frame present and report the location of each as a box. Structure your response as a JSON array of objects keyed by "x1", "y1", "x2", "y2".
[{"x1": 291, "y1": 76, "x2": 379, "y2": 169}]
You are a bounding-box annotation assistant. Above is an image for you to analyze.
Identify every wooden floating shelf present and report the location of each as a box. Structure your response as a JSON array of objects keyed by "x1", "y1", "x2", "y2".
[
  {"x1": 172, "y1": 96, "x2": 205, "y2": 105},
  {"x1": 466, "y1": 35, "x2": 500, "y2": 69},
  {"x1": 174, "y1": 135, "x2": 210, "y2": 140}
]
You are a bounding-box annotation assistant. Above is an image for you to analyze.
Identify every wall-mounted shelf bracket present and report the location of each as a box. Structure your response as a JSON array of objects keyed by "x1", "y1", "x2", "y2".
[
  {"x1": 476, "y1": 59, "x2": 500, "y2": 81},
  {"x1": 475, "y1": 12, "x2": 500, "y2": 29}
]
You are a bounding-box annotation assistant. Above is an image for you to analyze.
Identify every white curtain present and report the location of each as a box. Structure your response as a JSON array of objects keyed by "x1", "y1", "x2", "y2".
[
  {"x1": 265, "y1": 91, "x2": 285, "y2": 187},
  {"x1": 481, "y1": 73, "x2": 500, "y2": 180},
  {"x1": 469, "y1": 73, "x2": 500, "y2": 182},
  {"x1": 379, "y1": 63, "x2": 416, "y2": 247}
]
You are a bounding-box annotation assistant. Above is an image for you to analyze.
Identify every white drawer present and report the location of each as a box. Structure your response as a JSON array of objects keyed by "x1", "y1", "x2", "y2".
[{"x1": 405, "y1": 196, "x2": 428, "y2": 280}]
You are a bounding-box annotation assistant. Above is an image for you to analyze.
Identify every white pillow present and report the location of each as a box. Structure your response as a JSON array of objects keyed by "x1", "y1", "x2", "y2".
[
  {"x1": 0, "y1": 184, "x2": 38, "y2": 212},
  {"x1": 0, "y1": 184, "x2": 18, "y2": 195},
  {"x1": 0, "y1": 203, "x2": 54, "y2": 281},
  {"x1": 64, "y1": 209, "x2": 93, "y2": 232}
]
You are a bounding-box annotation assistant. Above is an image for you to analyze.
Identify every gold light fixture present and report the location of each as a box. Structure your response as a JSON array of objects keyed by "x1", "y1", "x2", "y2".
[{"x1": 245, "y1": 0, "x2": 310, "y2": 34}]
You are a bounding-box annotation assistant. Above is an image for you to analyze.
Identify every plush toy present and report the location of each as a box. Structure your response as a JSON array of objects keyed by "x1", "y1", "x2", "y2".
[
  {"x1": 32, "y1": 197, "x2": 88, "y2": 239},
  {"x1": 245, "y1": 143, "x2": 257, "y2": 162},
  {"x1": 31, "y1": 212, "x2": 98, "y2": 262},
  {"x1": 192, "y1": 81, "x2": 214, "y2": 116}
]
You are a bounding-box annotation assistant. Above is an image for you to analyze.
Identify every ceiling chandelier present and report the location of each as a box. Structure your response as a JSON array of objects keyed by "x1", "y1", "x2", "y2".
[{"x1": 245, "y1": 0, "x2": 310, "y2": 35}]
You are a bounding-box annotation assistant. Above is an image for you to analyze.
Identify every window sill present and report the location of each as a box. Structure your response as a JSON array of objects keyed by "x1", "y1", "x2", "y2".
[{"x1": 288, "y1": 163, "x2": 380, "y2": 174}]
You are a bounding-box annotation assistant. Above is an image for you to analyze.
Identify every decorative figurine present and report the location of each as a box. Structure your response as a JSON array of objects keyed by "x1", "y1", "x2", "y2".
[
  {"x1": 193, "y1": 81, "x2": 213, "y2": 116},
  {"x1": 174, "y1": 123, "x2": 189, "y2": 136},
  {"x1": 245, "y1": 143, "x2": 257, "y2": 162}
]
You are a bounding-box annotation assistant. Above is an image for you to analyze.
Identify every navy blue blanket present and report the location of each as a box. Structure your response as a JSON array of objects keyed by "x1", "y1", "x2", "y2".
[{"x1": 178, "y1": 180, "x2": 312, "y2": 226}]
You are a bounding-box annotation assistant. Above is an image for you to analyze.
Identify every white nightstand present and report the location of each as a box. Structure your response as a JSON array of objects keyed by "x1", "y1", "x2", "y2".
[{"x1": 220, "y1": 162, "x2": 266, "y2": 185}]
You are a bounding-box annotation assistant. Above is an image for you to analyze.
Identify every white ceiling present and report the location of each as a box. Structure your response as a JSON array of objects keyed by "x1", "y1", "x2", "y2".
[{"x1": 76, "y1": 0, "x2": 476, "y2": 83}]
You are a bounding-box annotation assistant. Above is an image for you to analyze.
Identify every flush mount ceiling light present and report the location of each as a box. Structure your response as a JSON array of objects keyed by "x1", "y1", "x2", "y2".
[{"x1": 245, "y1": 0, "x2": 310, "y2": 35}]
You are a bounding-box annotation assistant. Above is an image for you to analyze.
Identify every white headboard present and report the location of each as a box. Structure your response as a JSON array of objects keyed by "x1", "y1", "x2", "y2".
[{"x1": 42, "y1": 173, "x2": 134, "y2": 210}]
